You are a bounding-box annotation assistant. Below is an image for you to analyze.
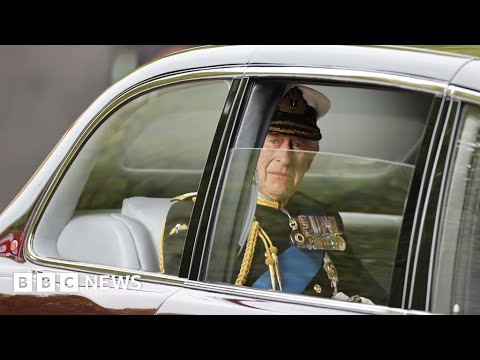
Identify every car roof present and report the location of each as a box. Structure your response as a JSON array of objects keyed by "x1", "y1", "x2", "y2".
[{"x1": 144, "y1": 45, "x2": 478, "y2": 85}]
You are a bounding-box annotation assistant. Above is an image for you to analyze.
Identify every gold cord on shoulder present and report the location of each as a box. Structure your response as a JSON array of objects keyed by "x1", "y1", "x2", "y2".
[
  {"x1": 235, "y1": 218, "x2": 283, "y2": 292},
  {"x1": 235, "y1": 219, "x2": 260, "y2": 286}
]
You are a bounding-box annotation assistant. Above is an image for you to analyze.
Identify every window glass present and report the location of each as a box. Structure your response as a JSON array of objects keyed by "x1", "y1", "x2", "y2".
[
  {"x1": 206, "y1": 82, "x2": 434, "y2": 306},
  {"x1": 34, "y1": 80, "x2": 231, "y2": 276},
  {"x1": 432, "y1": 104, "x2": 480, "y2": 314}
]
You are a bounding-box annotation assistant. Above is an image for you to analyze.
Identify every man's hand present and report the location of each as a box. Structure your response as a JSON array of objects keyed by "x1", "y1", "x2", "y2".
[{"x1": 333, "y1": 292, "x2": 375, "y2": 305}]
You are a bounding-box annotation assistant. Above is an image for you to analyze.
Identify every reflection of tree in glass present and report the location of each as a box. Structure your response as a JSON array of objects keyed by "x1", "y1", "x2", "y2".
[
  {"x1": 300, "y1": 154, "x2": 414, "y2": 215},
  {"x1": 76, "y1": 97, "x2": 151, "y2": 211}
]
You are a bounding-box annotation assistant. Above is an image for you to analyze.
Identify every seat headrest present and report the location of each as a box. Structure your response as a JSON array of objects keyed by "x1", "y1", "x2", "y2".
[
  {"x1": 121, "y1": 197, "x2": 173, "y2": 256},
  {"x1": 57, "y1": 213, "x2": 159, "y2": 271}
]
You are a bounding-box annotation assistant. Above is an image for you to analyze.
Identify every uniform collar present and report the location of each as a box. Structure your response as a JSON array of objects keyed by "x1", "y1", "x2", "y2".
[{"x1": 257, "y1": 192, "x2": 289, "y2": 209}]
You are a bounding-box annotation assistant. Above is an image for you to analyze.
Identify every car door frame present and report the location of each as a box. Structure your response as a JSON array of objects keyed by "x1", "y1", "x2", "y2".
[
  {"x1": 412, "y1": 69, "x2": 480, "y2": 314},
  {"x1": 179, "y1": 65, "x2": 449, "y2": 314},
  {"x1": 14, "y1": 67, "x2": 247, "y2": 313},
  {"x1": 399, "y1": 96, "x2": 457, "y2": 311}
]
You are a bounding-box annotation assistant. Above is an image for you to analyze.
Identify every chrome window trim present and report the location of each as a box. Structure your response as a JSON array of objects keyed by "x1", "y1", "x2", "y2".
[
  {"x1": 401, "y1": 96, "x2": 447, "y2": 309},
  {"x1": 407, "y1": 98, "x2": 454, "y2": 310},
  {"x1": 185, "y1": 281, "x2": 429, "y2": 315},
  {"x1": 24, "y1": 68, "x2": 243, "y2": 282},
  {"x1": 426, "y1": 100, "x2": 461, "y2": 312},
  {"x1": 449, "y1": 86, "x2": 480, "y2": 105},
  {"x1": 244, "y1": 66, "x2": 447, "y2": 94}
]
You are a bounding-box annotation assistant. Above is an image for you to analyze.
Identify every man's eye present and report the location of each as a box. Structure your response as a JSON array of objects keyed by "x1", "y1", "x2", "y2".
[
  {"x1": 293, "y1": 143, "x2": 303, "y2": 148},
  {"x1": 269, "y1": 139, "x2": 278, "y2": 143}
]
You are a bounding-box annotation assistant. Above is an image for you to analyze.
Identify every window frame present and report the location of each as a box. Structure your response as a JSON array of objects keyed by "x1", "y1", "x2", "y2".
[
  {"x1": 404, "y1": 98, "x2": 458, "y2": 311},
  {"x1": 425, "y1": 86, "x2": 480, "y2": 314},
  {"x1": 189, "y1": 67, "x2": 448, "y2": 314},
  {"x1": 23, "y1": 69, "x2": 244, "y2": 285}
]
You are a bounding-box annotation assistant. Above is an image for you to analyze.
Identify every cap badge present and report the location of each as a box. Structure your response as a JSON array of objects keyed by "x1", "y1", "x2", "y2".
[{"x1": 278, "y1": 87, "x2": 307, "y2": 114}]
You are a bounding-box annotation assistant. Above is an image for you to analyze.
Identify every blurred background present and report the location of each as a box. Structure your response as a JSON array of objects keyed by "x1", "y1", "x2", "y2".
[
  {"x1": 0, "y1": 45, "x2": 479, "y2": 211},
  {"x1": 0, "y1": 45, "x2": 195, "y2": 211}
]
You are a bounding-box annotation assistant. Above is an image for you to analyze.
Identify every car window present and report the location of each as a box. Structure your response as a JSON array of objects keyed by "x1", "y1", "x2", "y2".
[
  {"x1": 205, "y1": 81, "x2": 434, "y2": 307},
  {"x1": 33, "y1": 80, "x2": 232, "y2": 276},
  {"x1": 432, "y1": 103, "x2": 480, "y2": 314}
]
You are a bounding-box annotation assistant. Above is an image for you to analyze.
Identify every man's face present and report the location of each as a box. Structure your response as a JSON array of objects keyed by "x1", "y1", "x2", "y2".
[{"x1": 257, "y1": 132, "x2": 319, "y2": 203}]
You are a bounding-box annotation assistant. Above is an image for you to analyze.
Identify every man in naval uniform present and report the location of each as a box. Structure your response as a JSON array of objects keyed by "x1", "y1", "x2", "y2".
[
  {"x1": 161, "y1": 85, "x2": 387, "y2": 305},
  {"x1": 232, "y1": 85, "x2": 387, "y2": 305}
]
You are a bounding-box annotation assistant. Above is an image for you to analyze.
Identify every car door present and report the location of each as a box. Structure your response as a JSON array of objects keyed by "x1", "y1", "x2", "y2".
[
  {"x1": 158, "y1": 67, "x2": 447, "y2": 315},
  {"x1": 0, "y1": 69, "x2": 244, "y2": 314},
  {"x1": 418, "y1": 59, "x2": 480, "y2": 314}
]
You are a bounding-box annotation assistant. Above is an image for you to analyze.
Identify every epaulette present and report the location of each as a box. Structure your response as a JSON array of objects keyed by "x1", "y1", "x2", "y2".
[
  {"x1": 257, "y1": 197, "x2": 281, "y2": 209},
  {"x1": 170, "y1": 192, "x2": 197, "y2": 203},
  {"x1": 160, "y1": 191, "x2": 197, "y2": 274}
]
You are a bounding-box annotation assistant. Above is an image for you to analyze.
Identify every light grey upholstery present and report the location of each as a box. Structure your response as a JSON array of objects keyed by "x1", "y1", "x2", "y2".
[
  {"x1": 57, "y1": 213, "x2": 159, "y2": 272},
  {"x1": 121, "y1": 197, "x2": 173, "y2": 261},
  {"x1": 34, "y1": 145, "x2": 98, "y2": 258}
]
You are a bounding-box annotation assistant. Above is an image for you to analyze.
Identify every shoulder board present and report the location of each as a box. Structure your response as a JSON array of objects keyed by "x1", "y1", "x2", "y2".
[
  {"x1": 171, "y1": 192, "x2": 197, "y2": 203},
  {"x1": 257, "y1": 197, "x2": 281, "y2": 209}
]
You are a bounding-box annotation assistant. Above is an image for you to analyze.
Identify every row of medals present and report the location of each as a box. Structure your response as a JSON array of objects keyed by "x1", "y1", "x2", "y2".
[{"x1": 289, "y1": 215, "x2": 346, "y2": 252}]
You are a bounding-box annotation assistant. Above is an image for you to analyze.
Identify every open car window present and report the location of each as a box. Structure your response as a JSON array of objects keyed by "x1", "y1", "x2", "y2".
[{"x1": 205, "y1": 81, "x2": 435, "y2": 307}]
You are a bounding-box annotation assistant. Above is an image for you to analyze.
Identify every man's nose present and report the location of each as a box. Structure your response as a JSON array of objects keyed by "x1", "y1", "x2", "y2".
[{"x1": 275, "y1": 143, "x2": 292, "y2": 164}]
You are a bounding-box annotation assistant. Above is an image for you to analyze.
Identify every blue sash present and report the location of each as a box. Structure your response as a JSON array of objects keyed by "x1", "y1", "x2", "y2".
[{"x1": 252, "y1": 246, "x2": 324, "y2": 293}]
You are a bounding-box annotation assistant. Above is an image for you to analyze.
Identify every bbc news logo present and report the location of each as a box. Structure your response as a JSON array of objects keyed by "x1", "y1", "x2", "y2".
[{"x1": 13, "y1": 273, "x2": 141, "y2": 293}]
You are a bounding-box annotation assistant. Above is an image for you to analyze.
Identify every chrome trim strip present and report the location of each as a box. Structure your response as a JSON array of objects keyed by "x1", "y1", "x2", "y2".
[
  {"x1": 244, "y1": 66, "x2": 447, "y2": 94},
  {"x1": 426, "y1": 100, "x2": 461, "y2": 311},
  {"x1": 185, "y1": 281, "x2": 429, "y2": 315},
  {"x1": 408, "y1": 98, "x2": 454, "y2": 309},
  {"x1": 402, "y1": 96, "x2": 447, "y2": 309},
  {"x1": 450, "y1": 86, "x2": 480, "y2": 105},
  {"x1": 24, "y1": 68, "x2": 243, "y2": 277}
]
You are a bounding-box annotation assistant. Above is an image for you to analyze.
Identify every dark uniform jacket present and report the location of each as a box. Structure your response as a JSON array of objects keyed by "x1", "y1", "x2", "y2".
[
  {"x1": 162, "y1": 191, "x2": 388, "y2": 306},
  {"x1": 233, "y1": 192, "x2": 388, "y2": 305}
]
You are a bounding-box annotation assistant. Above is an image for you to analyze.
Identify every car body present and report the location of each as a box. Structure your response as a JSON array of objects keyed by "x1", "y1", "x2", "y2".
[{"x1": 1, "y1": 45, "x2": 480, "y2": 314}]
